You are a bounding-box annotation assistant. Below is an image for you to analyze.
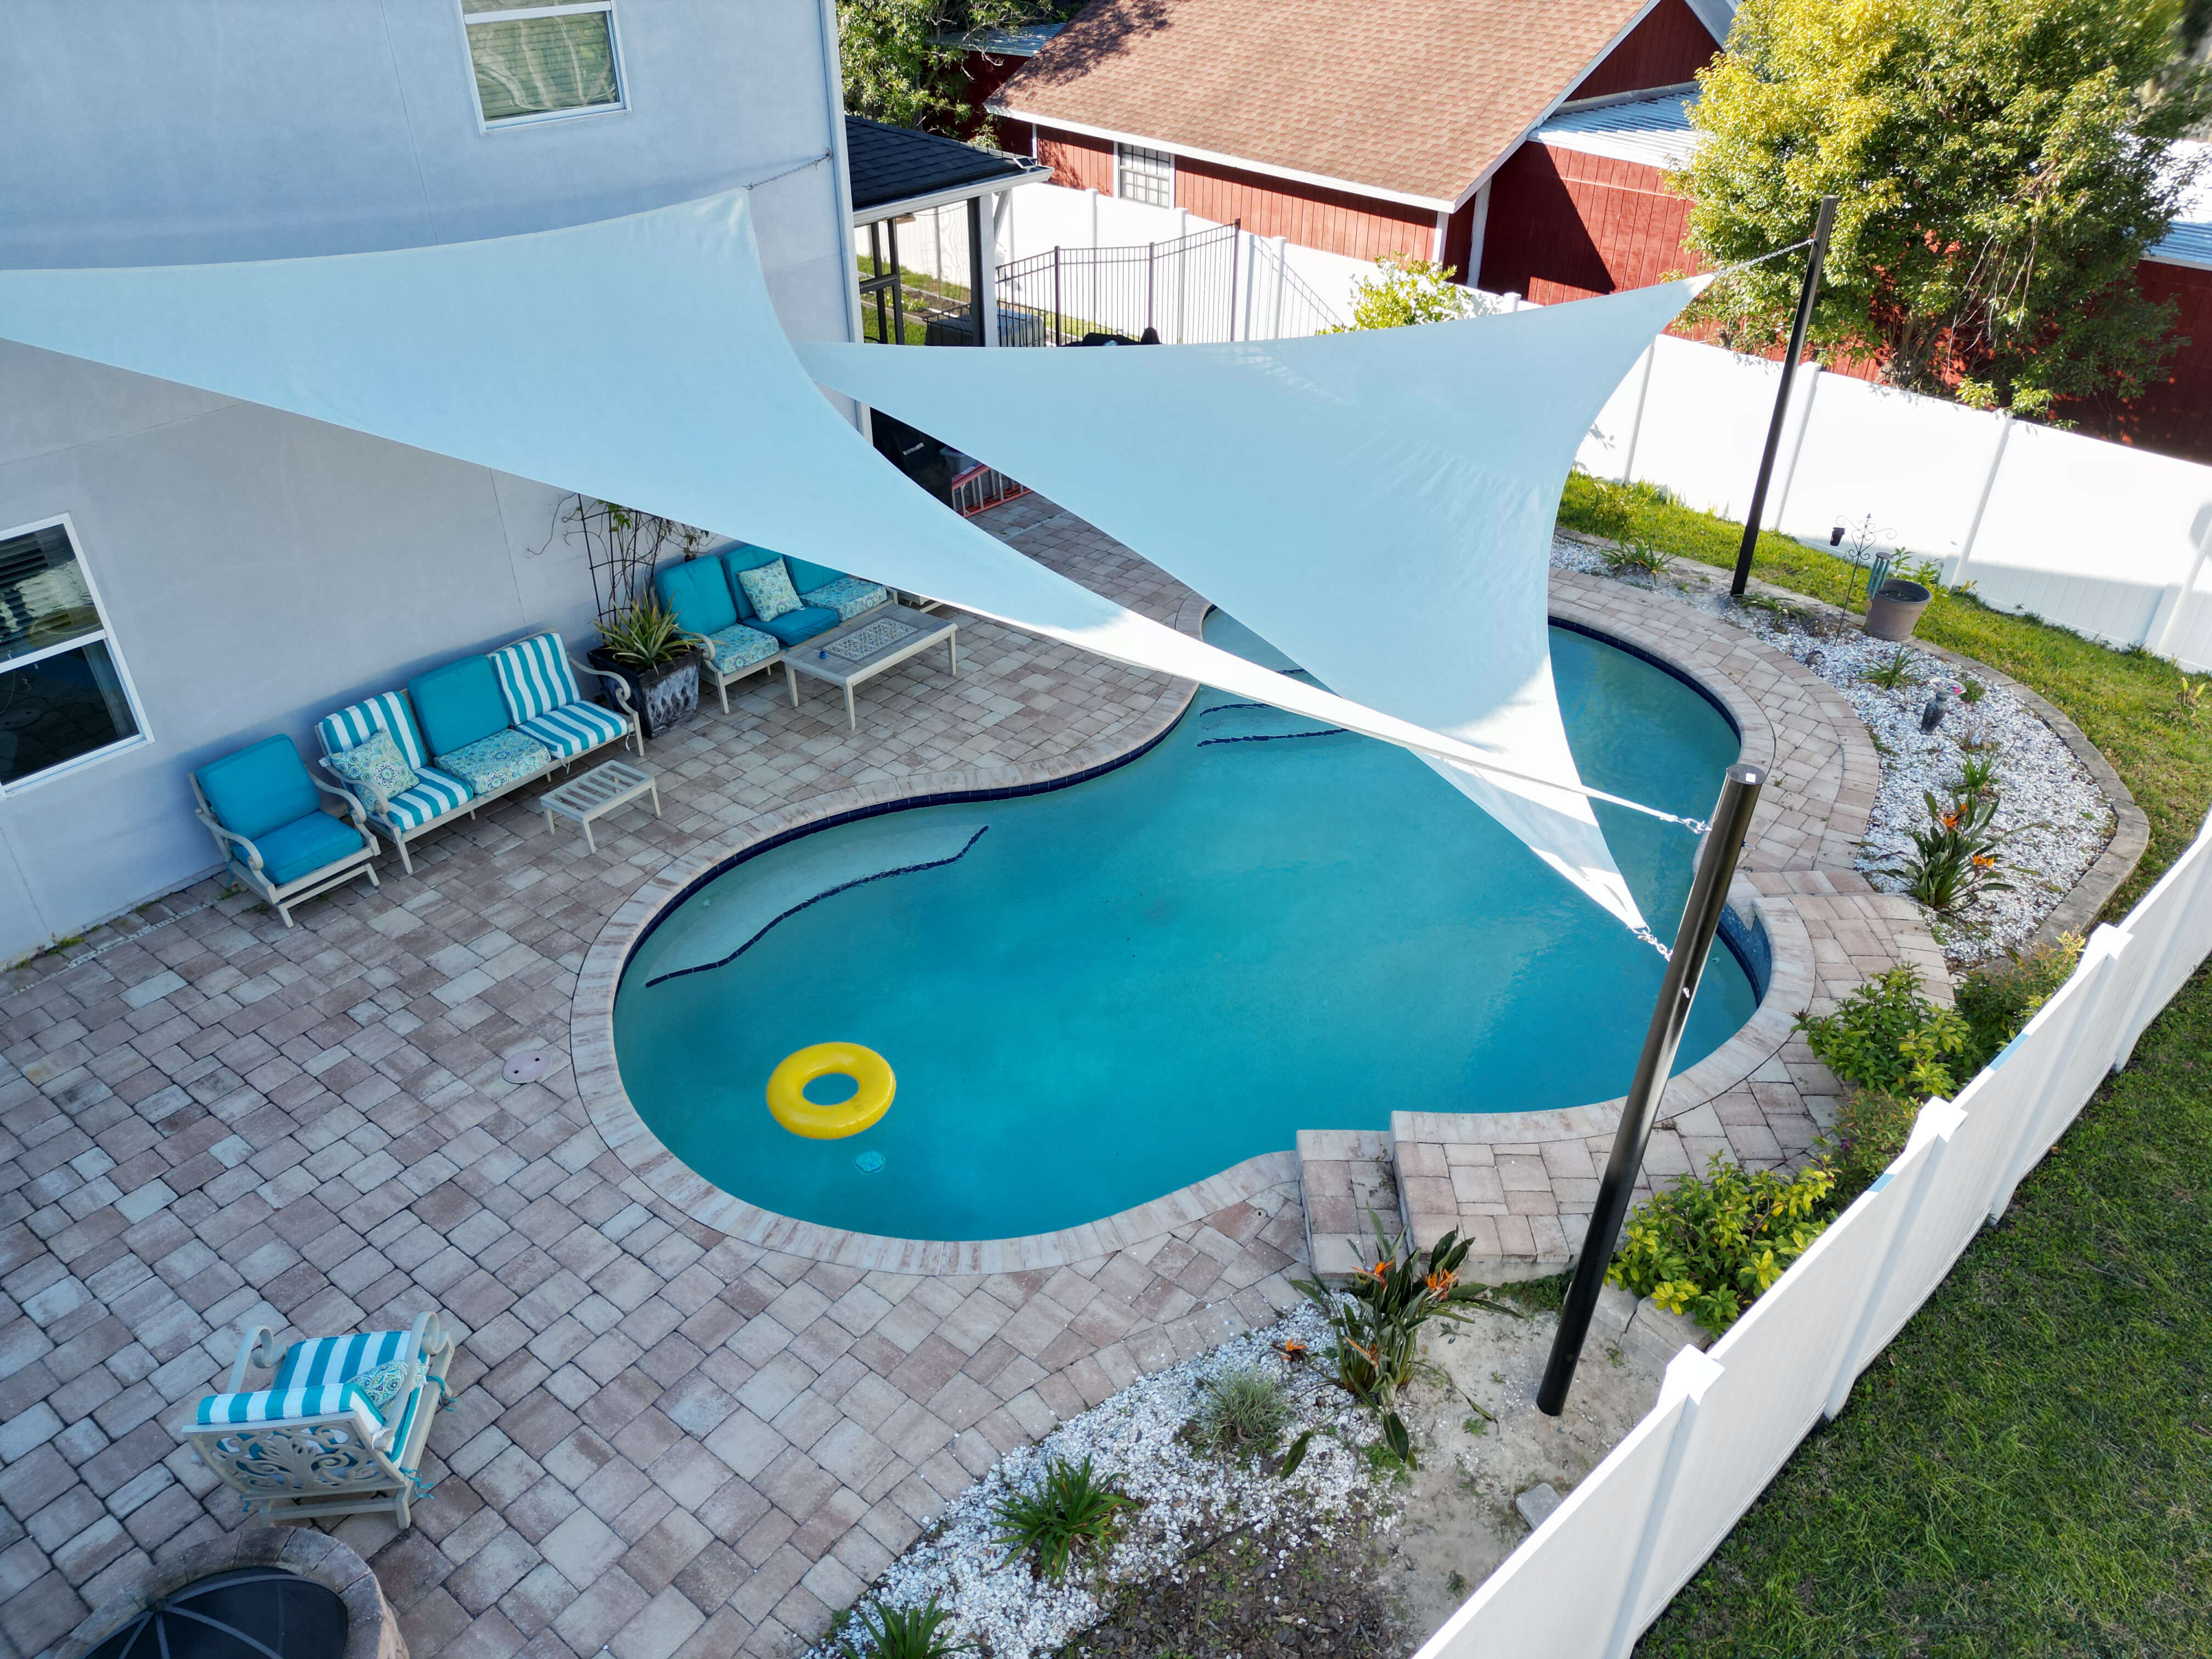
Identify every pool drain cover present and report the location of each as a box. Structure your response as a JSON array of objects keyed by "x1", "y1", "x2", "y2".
[
  {"x1": 503, "y1": 1050, "x2": 551, "y2": 1084},
  {"x1": 855, "y1": 1151, "x2": 885, "y2": 1173}
]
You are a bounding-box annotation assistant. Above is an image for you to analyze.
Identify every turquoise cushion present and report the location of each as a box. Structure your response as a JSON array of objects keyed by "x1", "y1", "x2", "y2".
[
  {"x1": 436, "y1": 729, "x2": 552, "y2": 794},
  {"x1": 274, "y1": 1329, "x2": 415, "y2": 1390},
  {"x1": 409, "y1": 656, "x2": 511, "y2": 757},
  {"x1": 251, "y1": 811, "x2": 368, "y2": 886},
  {"x1": 701, "y1": 622, "x2": 781, "y2": 673},
  {"x1": 721, "y1": 545, "x2": 788, "y2": 619},
  {"x1": 517, "y1": 702, "x2": 629, "y2": 761},
  {"x1": 197, "y1": 736, "x2": 319, "y2": 842},
  {"x1": 323, "y1": 730, "x2": 419, "y2": 808},
  {"x1": 785, "y1": 556, "x2": 845, "y2": 593},
  {"x1": 799, "y1": 577, "x2": 890, "y2": 623},
  {"x1": 736, "y1": 558, "x2": 803, "y2": 622},
  {"x1": 654, "y1": 558, "x2": 738, "y2": 635},
  {"x1": 755, "y1": 606, "x2": 840, "y2": 646}
]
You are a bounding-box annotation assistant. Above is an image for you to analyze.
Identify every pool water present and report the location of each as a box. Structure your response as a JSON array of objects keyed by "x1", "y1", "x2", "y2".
[{"x1": 613, "y1": 614, "x2": 1751, "y2": 1240}]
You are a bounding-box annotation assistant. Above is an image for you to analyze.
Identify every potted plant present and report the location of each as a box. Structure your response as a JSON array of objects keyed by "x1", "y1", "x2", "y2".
[
  {"x1": 590, "y1": 594, "x2": 704, "y2": 738},
  {"x1": 1864, "y1": 577, "x2": 1934, "y2": 641}
]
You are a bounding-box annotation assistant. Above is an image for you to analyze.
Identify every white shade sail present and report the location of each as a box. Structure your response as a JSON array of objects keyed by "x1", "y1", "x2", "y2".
[{"x1": 0, "y1": 188, "x2": 1698, "y2": 932}]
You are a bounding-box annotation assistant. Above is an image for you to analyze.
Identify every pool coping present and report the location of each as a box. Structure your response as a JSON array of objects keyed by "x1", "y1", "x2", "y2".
[{"x1": 572, "y1": 579, "x2": 1848, "y2": 1277}]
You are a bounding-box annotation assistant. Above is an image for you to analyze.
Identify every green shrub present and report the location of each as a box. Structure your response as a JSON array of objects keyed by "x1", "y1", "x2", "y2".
[
  {"x1": 1797, "y1": 967, "x2": 1971, "y2": 1097},
  {"x1": 1600, "y1": 538, "x2": 1674, "y2": 579},
  {"x1": 1609, "y1": 1157, "x2": 1836, "y2": 1335},
  {"x1": 1955, "y1": 933, "x2": 2085, "y2": 1069},
  {"x1": 1821, "y1": 1088, "x2": 1925, "y2": 1205},
  {"x1": 1192, "y1": 1366, "x2": 1291, "y2": 1458},
  {"x1": 989, "y1": 1455, "x2": 1135, "y2": 1582},
  {"x1": 833, "y1": 1596, "x2": 972, "y2": 1659}
]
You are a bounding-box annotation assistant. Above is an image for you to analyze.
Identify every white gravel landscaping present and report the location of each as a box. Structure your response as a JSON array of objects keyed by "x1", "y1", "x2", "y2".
[
  {"x1": 814, "y1": 1304, "x2": 1394, "y2": 1659},
  {"x1": 1550, "y1": 537, "x2": 2116, "y2": 964}
]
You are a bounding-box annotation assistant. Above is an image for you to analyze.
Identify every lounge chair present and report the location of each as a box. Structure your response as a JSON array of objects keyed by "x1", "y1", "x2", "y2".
[
  {"x1": 181, "y1": 1313, "x2": 456, "y2": 1526},
  {"x1": 191, "y1": 735, "x2": 380, "y2": 927},
  {"x1": 315, "y1": 630, "x2": 635, "y2": 874}
]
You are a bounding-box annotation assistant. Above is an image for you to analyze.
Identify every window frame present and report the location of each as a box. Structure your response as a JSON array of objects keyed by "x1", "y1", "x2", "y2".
[
  {"x1": 1115, "y1": 143, "x2": 1175, "y2": 208},
  {"x1": 458, "y1": 0, "x2": 630, "y2": 134},
  {"x1": 0, "y1": 513, "x2": 153, "y2": 798}
]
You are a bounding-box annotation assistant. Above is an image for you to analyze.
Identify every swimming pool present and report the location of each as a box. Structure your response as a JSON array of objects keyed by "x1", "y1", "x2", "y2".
[{"x1": 612, "y1": 613, "x2": 1751, "y2": 1241}]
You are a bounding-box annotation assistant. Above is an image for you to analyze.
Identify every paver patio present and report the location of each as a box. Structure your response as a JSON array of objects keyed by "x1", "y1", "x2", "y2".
[{"x1": 0, "y1": 497, "x2": 1940, "y2": 1659}]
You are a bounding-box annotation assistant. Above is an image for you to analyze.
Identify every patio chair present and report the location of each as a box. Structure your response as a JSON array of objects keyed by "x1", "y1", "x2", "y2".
[
  {"x1": 653, "y1": 556, "x2": 781, "y2": 714},
  {"x1": 180, "y1": 1312, "x2": 456, "y2": 1527},
  {"x1": 190, "y1": 735, "x2": 380, "y2": 927}
]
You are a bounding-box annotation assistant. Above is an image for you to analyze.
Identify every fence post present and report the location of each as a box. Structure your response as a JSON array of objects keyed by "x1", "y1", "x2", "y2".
[
  {"x1": 1950, "y1": 409, "x2": 2013, "y2": 586},
  {"x1": 1618, "y1": 344, "x2": 1657, "y2": 484},
  {"x1": 1822, "y1": 1099, "x2": 1963, "y2": 1420},
  {"x1": 1770, "y1": 363, "x2": 1824, "y2": 532},
  {"x1": 1987, "y1": 929, "x2": 2129, "y2": 1224},
  {"x1": 1600, "y1": 1347, "x2": 1726, "y2": 1659},
  {"x1": 2149, "y1": 508, "x2": 2212, "y2": 658}
]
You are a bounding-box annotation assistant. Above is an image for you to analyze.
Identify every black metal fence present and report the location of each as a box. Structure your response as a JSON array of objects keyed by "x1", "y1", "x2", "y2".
[{"x1": 995, "y1": 222, "x2": 1244, "y2": 346}]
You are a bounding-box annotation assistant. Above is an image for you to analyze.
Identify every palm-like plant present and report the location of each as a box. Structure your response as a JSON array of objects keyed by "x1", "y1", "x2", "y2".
[
  {"x1": 833, "y1": 1596, "x2": 972, "y2": 1659},
  {"x1": 595, "y1": 592, "x2": 703, "y2": 670},
  {"x1": 1881, "y1": 789, "x2": 2031, "y2": 912},
  {"x1": 989, "y1": 1454, "x2": 1135, "y2": 1581}
]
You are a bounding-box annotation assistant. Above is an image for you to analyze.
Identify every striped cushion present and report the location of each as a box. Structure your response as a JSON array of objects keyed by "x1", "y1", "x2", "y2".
[
  {"x1": 273, "y1": 1328, "x2": 412, "y2": 1389},
  {"x1": 492, "y1": 633, "x2": 583, "y2": 726},
  {"x1": 375, "y1": 766, "x2": 472, "y2": 832},
  {"x1": 197, "y1": 1381, "x2": 383, "y2": 1435},
  {"x1": 517, "y1": 702, "x2": 629, "y2": 761},
  {"x1": 318, "y1": 692, "x2": 428, "y2": 771}
]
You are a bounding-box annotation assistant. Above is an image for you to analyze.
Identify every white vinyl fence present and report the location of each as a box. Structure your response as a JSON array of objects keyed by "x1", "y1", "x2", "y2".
[
  {"x1": 1575, "y1": 335, "x2": 2212, "y2": 672},
  {"x1": 1418, "y1": 809, "x2": 2212, "y2": 1659}
]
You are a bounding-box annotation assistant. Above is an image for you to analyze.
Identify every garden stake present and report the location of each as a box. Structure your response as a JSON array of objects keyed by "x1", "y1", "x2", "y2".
[
  {"x1": 1538, "y1": 763, "x2": 1765, "y2": 1415},
  {"x1": 1731, "y1": 195, "x2": 1837, "y2": 597}
]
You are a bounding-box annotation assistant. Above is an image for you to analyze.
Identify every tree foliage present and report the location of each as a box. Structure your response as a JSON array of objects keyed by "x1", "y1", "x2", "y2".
[
  {"x1": 837, "y1": 0, "x2": 1071, "y2": 132},
  {"x1": 1322, "y1": 255, "x2": 1486, "y2": 331},
  {"x1": 1678, "y1": 0, "x2": 2212, "y2": 414}
]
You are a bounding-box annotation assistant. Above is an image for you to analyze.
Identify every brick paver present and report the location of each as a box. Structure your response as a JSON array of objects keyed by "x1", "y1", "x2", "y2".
[{"x1": 0, "y1": 501, "x2": 1980, "y2": 1658}]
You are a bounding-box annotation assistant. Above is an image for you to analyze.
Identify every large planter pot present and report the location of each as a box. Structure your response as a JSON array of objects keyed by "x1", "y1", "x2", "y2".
[
  {"x1": 590, "y1": 647, "x2": 700, "y2": 738},
  {"x1": 1864, "y1": 578, "x2": 1933, "y2": 642}
]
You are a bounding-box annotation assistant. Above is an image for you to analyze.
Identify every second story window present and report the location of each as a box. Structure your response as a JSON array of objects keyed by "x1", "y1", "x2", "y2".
[
  {"x1": 1116, "y1": 144, "x2": 1174, "y2": 208},
  {"x1": 462, "y1": 1, "x2": 625, "y2": 128}
]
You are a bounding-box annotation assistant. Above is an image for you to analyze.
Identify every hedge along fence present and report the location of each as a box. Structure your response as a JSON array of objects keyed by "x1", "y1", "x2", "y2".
[{"x1": 1415, "y1": 806, "x2": 2212, "y2": 1659}]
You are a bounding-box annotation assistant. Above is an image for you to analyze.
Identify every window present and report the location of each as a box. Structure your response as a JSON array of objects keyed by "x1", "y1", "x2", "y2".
[
  {"x1": 0, "y1": 518, "x2": 146, "y2": 793},
  {"x1": 462, "y1": 1, "x2": 624, "y2": 128},
  {"x1": 1115, "y1": 143, "x2": 1174, "y2": 208}
]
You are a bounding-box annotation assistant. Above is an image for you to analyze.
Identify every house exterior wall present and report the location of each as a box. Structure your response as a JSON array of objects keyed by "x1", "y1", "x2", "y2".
[
  {"x1": 2078, "y1": 259, "x2": 2212, "y2": 464},
  {"x1": 1477, "y1": 142, "x2": 1696, "y2": 302},
  {"x1": 1565, "y1": 0, "x2": 1723, "y2": 101},
  {"x1": 0, "y1": 1, "x2": 853, "y2": 960},
  {"x1": 1035, "y1": 126, "x2": 1118, "y2": 194},
  {"x1": 1173, "y1": 155, "x2": 1435, "y2": 263}
]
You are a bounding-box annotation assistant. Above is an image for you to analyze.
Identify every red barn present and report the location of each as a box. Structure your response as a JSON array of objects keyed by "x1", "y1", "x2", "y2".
[{"x1": 989, "y1": 0, "x2": 1732, "y2": 274}]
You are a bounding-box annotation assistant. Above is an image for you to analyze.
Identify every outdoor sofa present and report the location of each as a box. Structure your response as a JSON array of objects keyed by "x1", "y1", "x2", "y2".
[
  {"x1": 191, "y1": 734, "x2": 382, "y2": 927},
  {"x1": 653, "y1": 544, "x2": 889, "y2": 713},
  {"x1": 314, "y1": 629, "x2": 636, "y2": 874},
  {"x1": 181, "y1": 1312, "x2": 456, "y2": 1527}
]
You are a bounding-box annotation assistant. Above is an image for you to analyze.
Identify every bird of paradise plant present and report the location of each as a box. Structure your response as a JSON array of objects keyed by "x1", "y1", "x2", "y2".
[
  {"x1": 1880, "y1": 789, "x2": 2034, "y2": 913},
  {"x1": 1293, "y1": 1215, "x2": 1518, "y2": 1468}
]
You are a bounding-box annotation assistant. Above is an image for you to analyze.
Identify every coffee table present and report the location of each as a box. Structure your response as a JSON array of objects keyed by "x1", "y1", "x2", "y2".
[
  {"x1": 778, "y1": 603, "x2": 958, "y2": 729},
  {"x1": 539, "y1": 759, "x2": 660, "y2": 854}
]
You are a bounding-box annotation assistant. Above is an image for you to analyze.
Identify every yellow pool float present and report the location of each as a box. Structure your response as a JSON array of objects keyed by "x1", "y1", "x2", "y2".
[{"x1": 767, "y1": 1042, "x2": 895, "y2": 1139}]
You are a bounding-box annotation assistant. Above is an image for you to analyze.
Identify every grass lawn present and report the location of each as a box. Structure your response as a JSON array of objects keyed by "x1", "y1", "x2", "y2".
[{"x1": 1550, "y1": 478, "x2": 2212, "y2": 1655}]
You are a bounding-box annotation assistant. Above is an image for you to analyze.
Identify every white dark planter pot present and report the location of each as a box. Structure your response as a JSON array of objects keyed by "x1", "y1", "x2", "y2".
[{"x1": 1865, "y1": 579, "x2": 1933, "y2": 642}]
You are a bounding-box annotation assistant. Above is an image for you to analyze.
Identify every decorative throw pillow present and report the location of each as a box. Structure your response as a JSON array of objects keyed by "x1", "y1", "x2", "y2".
[
  {"x1": 347, "y1": 1357, "x2": 420, "y2": 1415},
  {"x1": 324, "y1": 729, "x2": 419, "y2": 805},
  {"x1": 737, "y1": 557, "x2": 802, "y2": 622}
]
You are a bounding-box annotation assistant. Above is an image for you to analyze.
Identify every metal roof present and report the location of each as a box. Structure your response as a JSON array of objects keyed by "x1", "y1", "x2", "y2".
[
  {"x1": 844, "y1": 117, "x2": 1045, "y2": 217},
  {"x1": 1532, "y1": 93, "x2": 1700, "y2": 170},
  {"x1": 950, "y1": 24, "x2": 1064, "y2": 57}
]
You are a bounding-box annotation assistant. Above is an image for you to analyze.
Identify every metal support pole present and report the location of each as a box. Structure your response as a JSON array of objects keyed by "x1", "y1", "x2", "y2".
[
  {"x1": 1730, "y1": 195, "x2": 1837, "y2": 597},
  {"x1": 1537, "y1": 763, "x2": 1766, "y2": 1416}
]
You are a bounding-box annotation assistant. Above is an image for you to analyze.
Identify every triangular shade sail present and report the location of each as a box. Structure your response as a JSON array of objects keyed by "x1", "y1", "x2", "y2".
[
  {"x1": 798, "y1": 277, "x2": 1705, "y2": 936},
  {"x1": 0, "y1": 189, "x2": 1689, "y2": 930}
]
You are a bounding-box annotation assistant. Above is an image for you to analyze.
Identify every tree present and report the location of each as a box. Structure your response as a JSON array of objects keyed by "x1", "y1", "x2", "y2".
[
  {"x1": 1678, "y1": 0, "x2": 2212, "y2": 415},
  {"x1": 1322, "y1": 255, "x2": 1487, "y2": 330},
  {"x1": 837, "y1": 0, "x2": 1071, "y2": 132}
]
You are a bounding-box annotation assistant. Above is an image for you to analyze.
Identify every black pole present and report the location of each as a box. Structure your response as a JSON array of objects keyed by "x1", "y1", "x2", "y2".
[
  {"x1": 1537, "y1": 763, "x2": 1767, "y2": 1416},
  {"x1": 1729, "y1": 196, "x2": 1837, "y2": 597}
]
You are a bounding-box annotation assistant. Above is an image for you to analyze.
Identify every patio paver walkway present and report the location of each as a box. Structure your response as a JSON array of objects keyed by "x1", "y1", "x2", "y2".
[{"x1": 0, "y1": 498, "x2": 1939, "y2": 1659}]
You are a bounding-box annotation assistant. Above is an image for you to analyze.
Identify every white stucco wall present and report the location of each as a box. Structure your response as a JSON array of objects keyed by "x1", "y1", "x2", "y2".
[{"x1": 0, "y1": 1, "x2": 857, "y2": 959}]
